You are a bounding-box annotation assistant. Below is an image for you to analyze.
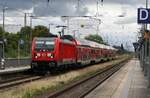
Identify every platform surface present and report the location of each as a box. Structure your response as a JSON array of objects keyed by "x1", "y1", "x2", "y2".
[
  {"x1": 0, "y1": 66, "x2": 30, "y2": 75},
  {"x1": 85, "y1": 59, "x2": 150, "y2": 98}
]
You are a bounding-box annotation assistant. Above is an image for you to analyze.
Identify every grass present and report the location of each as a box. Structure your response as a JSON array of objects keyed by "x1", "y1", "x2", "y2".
[{"x1": 22, "y1": 82, "x2": 65, "y2": 98}]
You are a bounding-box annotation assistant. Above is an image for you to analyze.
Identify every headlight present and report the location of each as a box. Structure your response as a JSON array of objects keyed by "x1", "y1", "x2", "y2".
[
  {"x1": 47, "y1": 53, "x2": 54, "y2": 58},
  {"x1": 47, "y1": 53, "x2": 51, "y2": 57},
  {"x1": 1, "y1": 59, "x2": 4, "y2": 62},
  {"x1": 35, "y1": 56, "x2": 38, "y2": 59},
  {"x1": 37, "y1": 53, "x2": 41, "y2": 57},
  {"x1": 1, "y1": 60, "x2": 4, "y2": 66}
]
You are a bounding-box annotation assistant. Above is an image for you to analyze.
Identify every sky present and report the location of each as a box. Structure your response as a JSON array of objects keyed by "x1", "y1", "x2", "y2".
[{"x1": 0, "y1": 0, "x2": 149, "y2": 51}]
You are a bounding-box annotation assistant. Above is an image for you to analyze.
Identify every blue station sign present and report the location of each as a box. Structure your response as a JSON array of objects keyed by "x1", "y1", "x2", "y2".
[{"x1": 138, "y1": 8, "x2": 150, "y2": 24}]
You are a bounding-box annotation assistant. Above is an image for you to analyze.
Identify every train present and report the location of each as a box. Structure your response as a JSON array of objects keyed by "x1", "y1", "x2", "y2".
[{"x1": 31, "y1": 35, "x2": 117, "y2": 72}]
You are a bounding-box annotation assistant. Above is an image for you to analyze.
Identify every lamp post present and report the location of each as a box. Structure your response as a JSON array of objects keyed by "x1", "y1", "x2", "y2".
[
  {"x1": 1, "y1": 5, "x2": 8, "y2": 69},
  {"x1": 2, "y1": 6, "x2": 8, "y2": 33}
]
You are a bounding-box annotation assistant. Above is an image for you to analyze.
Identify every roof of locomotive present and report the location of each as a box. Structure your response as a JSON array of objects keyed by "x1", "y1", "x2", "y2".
[{"x1": 34, "y1": 37, "x2": 57, "y2": 41}]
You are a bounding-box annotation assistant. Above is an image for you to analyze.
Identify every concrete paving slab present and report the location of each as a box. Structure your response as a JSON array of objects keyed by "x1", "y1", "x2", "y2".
[
  {"x1": 0, "y1": 66, "x2": 30, "y2": 75},
  {"x1": 85, "y1": 59, "x2": 150, "y2": 98}
]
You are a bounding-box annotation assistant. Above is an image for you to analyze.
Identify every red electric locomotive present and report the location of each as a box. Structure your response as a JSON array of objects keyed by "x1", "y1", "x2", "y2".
[{"x1": 31, "y1": 36, "x2": 76, "y2": 72}]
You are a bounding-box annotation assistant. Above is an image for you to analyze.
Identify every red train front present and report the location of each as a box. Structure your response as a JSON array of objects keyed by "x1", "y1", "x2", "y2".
[
  {"x1": 31, "y1": 36, "x2": 76, "y2": 72},
  {"x1": 31, "y1": 37, "x2": 56, "y2": 71}
]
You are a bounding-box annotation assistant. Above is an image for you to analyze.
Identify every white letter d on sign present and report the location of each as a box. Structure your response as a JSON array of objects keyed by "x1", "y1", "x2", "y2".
[{"x1": 140, "y1": 9, "x2": 149, "y2": 20}]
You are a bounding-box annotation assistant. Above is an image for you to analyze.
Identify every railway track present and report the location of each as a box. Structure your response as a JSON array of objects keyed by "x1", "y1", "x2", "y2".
[
  {"x1": 0, "y1": 69, "x2": 44, "y2": 90},
  {"x1": 0, "y1": 75, "x2": 42, "y2": 90},
  {"x1": 36, "y1": 59, "x2": 129, "y2": 98}
]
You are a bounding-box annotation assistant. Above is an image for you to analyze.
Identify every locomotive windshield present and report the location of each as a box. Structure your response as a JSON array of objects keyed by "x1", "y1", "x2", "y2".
[{"x1": 35, "y1": 38, "x2": 55, "y2": 52}]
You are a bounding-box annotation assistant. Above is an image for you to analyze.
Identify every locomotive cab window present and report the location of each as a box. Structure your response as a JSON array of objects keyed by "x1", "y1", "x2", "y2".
[{"x1": 35, "y1": 39, "x2": 55, "y2": 52}]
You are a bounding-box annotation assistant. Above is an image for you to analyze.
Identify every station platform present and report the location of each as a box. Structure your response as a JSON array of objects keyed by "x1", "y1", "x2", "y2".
[
  {"x1": 0, "y1": 66, "x2": 30, "y2": 75},
  {"x1": 85, "y1": 59, "x2": 150, "y2": 98}
]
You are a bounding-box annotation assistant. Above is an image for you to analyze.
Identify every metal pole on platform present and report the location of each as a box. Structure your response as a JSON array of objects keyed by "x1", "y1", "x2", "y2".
[
  {"x1": 1, "y1": 6, "x2": 8, "y2": 70},
  {"x1": 30, "y1": 15, "x2": 32, "y2": 60},
  {"x1": 18, "y1": 41, "x2": 20, "y2": 65},
  {"x1": 143, "y1": 0, "x2": 148, "y2": 76},
  {"x1": 144, "y1": 0, "x2": 150, "y2": 88},
  {"x1": 144, "y1": 39, "x2": 147, "y2": 76}
]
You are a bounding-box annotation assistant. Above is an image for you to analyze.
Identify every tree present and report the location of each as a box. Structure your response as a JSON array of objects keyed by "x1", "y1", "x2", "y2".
[
  {"x1": 85, "y1": 34, "x2": 104, "y2": 44},
  {"x1": 19, "y1": 26, "x2": 32, "y2": 40},
  {"x1": 20, "y1": 26, "x2": 32, "y2": 36},
  {"x1": 32, "y1": 25, "x2": 50, "y2": 37},
  {"x1": 5, "y1": 33, "x2": 19, "y2": 58}
]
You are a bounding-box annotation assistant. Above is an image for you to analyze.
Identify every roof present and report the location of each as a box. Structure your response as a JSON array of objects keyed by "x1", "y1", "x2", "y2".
[
  {"x1": 75, "y1": 38, "x2": 116, "y2": 50},
  {"x1": 34, "y1": 37, "x2": 56, "y2": 41}
]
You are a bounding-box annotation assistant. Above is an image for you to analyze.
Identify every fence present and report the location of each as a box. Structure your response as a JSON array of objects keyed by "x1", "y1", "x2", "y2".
[{"x1": 4, "y1": 58, "x2": 30, "y2": 68}]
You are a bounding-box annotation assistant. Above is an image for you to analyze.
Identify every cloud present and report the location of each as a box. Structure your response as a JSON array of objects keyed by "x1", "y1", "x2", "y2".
[
  {"x1": 114, "y1": 16, "x2": 137, "y2": 24},
  {"x1": 0, "y1": 0, "x2": 89, "y2": 16},
  {"x1": 34, "y1": 0, "x2": 89, "y2": 16},
  {"x1": 0, "y1": 0, "x2": 33, "y2": 10},
  {"x1": 0, "y1": 0, "x2": 146, "y2": 17}
]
